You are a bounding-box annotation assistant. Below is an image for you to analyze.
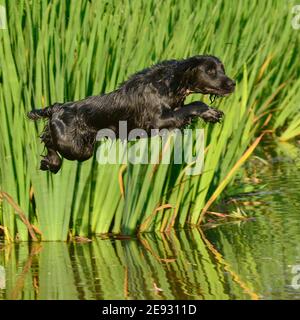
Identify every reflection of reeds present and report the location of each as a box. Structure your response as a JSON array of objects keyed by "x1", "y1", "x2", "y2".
[
  {"x1": 10, "y1": 244, "x2": 42, "y2": 300},
  {"x1": 0, "y1": 229, "x2": 265, "y2": 299},
  {"x1": 198, "y1": 228, "x2": 259, "y2": 300},
  {"x1": 1, "y1": 0, "x2": 300, "y2": 240}
]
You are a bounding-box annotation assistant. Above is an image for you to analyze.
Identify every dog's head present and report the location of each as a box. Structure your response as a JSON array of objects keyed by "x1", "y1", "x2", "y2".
[{"x1": 184, "y1": 55, "x2": 235, "y2": 97}]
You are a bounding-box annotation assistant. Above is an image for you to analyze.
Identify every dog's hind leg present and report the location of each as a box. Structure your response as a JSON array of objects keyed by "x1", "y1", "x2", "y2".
[
  {"x1": 40, "y1": 148, "x2": 62, "y2": 174},
  {"x1": 39, "y1": 124, "x2": 62, "y2": 174},
  {"x1": 28, "y1": 102, "x2": 63, "y2": 173}
]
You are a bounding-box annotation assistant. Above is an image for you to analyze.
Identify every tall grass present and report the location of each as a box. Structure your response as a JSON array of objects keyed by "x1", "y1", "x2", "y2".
[{"x1": 0, "y1": 0, "x2": 299, "y2": 241}]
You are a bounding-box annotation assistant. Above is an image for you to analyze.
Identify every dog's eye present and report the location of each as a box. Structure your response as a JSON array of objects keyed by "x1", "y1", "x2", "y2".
[{"x1": 207, "y1": 69, "x2": 216, "y2": 76}]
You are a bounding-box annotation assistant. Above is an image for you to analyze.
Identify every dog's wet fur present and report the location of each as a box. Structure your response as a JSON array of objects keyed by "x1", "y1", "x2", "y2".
[{"x1": 28, "y1": 55, "x2": 235, "y2": 173}]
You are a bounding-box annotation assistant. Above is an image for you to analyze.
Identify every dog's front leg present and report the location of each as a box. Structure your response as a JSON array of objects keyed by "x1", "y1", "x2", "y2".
[
  {"x1": 154, "y1": 102, "x2": 221, "y2": 130},
  {"x1": 183, "y1": 101, "x2": 224, "y2": 123},
  {"x1": 155, "y1": 111, "x2": 189, "y2": 129}
]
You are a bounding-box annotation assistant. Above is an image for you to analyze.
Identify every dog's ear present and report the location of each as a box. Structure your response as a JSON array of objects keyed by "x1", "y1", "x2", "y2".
[
  {"x1": 180, "y1": 56, "x2": 204, "y2": 72},
  {"x1": 178, "y1": 57, "x2": 204, "y2": 89},
  {"x1": 184, "y1": 68, "x2": 199, "y2": 89},
  {"x1": 172, "y1": 56, "x2": 207, "y2": 91}
]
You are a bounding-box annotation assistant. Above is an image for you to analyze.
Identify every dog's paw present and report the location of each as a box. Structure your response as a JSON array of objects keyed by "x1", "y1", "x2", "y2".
[
  {"x1": 40, "y1": 158, "x2": 61, "y2": 174},
  {"x1": 40, "y1": 159, "x2": 50, "y2": 171},
  {"x1": 201, "y1": 108, "x2": 224, "y2": 123}
]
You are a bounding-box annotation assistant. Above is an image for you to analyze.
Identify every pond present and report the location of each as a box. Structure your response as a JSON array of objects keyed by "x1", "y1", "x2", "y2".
[{"x1": 0, "y1": 143, "x2": 300, "y2": 300}]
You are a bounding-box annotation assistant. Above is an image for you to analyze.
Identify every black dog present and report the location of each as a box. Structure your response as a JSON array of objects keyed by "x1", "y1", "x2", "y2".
[{"x1": 28, "y1": 55, "x2": 235, "y2": 173}]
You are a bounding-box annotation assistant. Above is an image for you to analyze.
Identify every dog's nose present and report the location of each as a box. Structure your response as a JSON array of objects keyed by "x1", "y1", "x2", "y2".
[
  {"x1": 227, "y1": 79, "x2": 236, "y2": 88},
  {"x1": 226, "y1": 79, "x2": 236, "y2": 92}
]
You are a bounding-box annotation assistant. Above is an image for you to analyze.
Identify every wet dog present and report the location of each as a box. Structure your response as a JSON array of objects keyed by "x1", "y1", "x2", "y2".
[{"x1": 28, "y1": 55, "x2": 235, "y2": 173}]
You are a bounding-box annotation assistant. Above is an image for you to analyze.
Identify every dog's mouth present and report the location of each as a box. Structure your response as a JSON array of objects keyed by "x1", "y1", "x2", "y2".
[
  {"x1": 201, "y1": 87, "x2": 234, "y2": 98},
  {"x1": 209, "y1": 91, "x2": 233, "y2": 103}
]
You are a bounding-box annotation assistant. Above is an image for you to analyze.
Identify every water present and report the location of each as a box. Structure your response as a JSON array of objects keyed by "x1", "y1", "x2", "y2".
[{"x1": 1, "y1": 144, "x2": 300, "y2": 300}]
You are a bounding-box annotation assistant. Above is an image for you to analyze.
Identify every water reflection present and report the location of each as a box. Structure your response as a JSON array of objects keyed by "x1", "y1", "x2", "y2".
[
  {"x1": 0, "y1": 215, "x2": 300, "y2": 300},
  {"x1": 0, "y1": 229, "x2": 258, "y2": 300}
]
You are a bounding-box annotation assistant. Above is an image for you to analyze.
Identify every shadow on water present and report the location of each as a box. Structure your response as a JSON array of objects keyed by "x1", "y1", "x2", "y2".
[{"x1": 1, "y1": 143, "x2": 300, "y2": 300}]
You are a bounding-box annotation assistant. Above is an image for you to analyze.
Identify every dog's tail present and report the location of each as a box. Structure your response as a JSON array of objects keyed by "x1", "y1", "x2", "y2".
[
  {"x1": 27, "y1": 103, "x2": 61, "y2": 120},
  {"x1": 27, "y1": 107, "x2": 52, "y2": 120}
]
